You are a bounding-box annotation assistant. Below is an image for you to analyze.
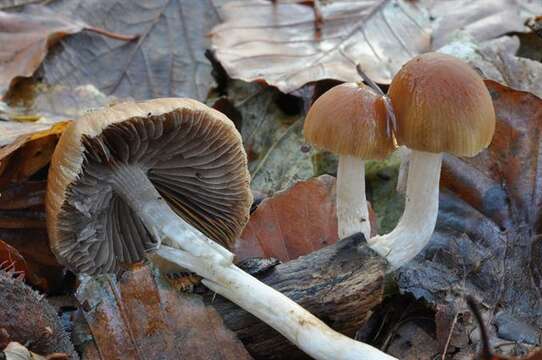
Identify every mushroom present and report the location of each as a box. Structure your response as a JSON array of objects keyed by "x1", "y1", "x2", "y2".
[
  {"x1": 46, "y1": 98, "x2": 251, "y2": 273},
  {"x1": 304, "y1": 83, "x2": 395, "y2": 240},
  {"x1": 46, "y1": 98, "x2": 397, "y2": 360},
  {"x1": 369, "y1": 53, "x2": 496, "y2": 268}
]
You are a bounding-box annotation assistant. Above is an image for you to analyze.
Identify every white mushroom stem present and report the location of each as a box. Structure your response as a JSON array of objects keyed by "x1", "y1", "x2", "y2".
[
  {"x1": 153, "y1": 245, "x2": 397, "y2": 360},
  {"x1": 111, "y1": 165, "x2": 234, "y2": 265},
  {"x1": 337, "y1": 154, "x2": 370, "y2": 240},
  {"x1": 368, "y1": 150, "x2": 442, "y2": 269},
  {"x1": 113, "y1": 165, "x2": 397, "y2": 359}
]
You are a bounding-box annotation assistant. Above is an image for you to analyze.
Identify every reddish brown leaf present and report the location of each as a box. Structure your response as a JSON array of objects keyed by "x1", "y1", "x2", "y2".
[
  {"x1": 0, "y1": 239, "x2": 28, "y2": 276},
  {"x1": 236, "y1": 175, "x2": 376, "y2": 261},
  {"x1": 77, "y1": 265, "x2": 251, "y2": 360}
]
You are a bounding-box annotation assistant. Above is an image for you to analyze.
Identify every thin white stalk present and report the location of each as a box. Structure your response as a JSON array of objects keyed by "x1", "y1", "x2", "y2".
[
  {"x1": 114, "y1": 165, "x2": 397, "y2": 359},
  {"x1": 369, "y1": 150, "x2": 442, "y2": 269},
  {"x1": 152, "y1": 246, "x2": 397, "y2": 360},
  {"x1": 337, "y1": 155, "x2": 370, "y2": 240}
]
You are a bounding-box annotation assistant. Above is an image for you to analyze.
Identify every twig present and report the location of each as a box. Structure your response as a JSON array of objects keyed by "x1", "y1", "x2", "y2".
[
  {"x1": 441, "y1": 311, "x2": 458, "y2": 360},
  {"x1": 355, "y1": 64, "x2": 396, "y2": 138}
]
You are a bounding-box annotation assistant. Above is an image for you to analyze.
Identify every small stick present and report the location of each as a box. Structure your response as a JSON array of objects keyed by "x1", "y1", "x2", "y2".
[{"x1": 356, "y1": 64, "x2": 396, "y2": 137}]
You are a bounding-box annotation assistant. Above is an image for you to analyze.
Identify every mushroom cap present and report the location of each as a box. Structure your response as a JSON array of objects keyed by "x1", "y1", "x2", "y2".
[
  {"x1": 46, "y1": 98, "x2": 252, "y2": 274},
  {"x1": 388, "y1": 52, "x2": 496, "y2": 157},
  {"x1": 303, "y1": 83, "x2": 395, "y2": 160}
]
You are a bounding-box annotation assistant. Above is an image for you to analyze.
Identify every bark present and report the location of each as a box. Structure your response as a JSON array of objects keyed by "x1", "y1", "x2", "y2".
[{"x1": 205, "y1": 233, "x2": 387, "y2": 359}]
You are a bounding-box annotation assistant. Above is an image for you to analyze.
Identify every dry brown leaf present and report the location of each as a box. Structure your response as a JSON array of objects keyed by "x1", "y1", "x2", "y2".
[
  {"x1": 236, "y1": 174, "x2": 377, "y2": 261},
  {"x1": 0, "y1": 121, "x2": 68, "y2": 185},
  {"x1": 42, "y1": 0, "x2": 219, "y2": 101},
  {"x1": 77, "y1": 265, "x2": 251, "y2": 360},
  {"x1": 211, "y1": 0, "x2": 540, "y2": 92},
  {"x1": 439, "y1": 36, "x2": 542, "y2": 99},
  {"x1": 0, "y1": 7, "x2": 87, "y2": 96},
  {"x1": 425, "y1": 0, "x2": 541, "y2": 49},
  {"x1": 211, "y1": 0, "x2": 431, "y2": 92},
  {"x1": 237, "y1": 175, "x2": 338, "y2": 261},
  {"x1": 0, "y1": 5, "x2": 136, "y2": 97}
]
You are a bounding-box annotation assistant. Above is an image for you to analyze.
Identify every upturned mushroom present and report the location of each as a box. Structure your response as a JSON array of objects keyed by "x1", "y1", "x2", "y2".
[
  {"x1": 369, "y1": 53, "x2": 496, "y2": 268},
  {"x1": 304, "y1": 83, "x2": 395, "y2": 240},
  {"x1": 46, "y1": 98, "x2": 397, "y2": 360}
]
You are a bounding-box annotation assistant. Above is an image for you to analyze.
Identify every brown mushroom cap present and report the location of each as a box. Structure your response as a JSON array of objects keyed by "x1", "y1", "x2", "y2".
[
  {"x1": 46, "y1": 98, "x2": 252, "y2": 274},
  {"x1": 303, "y1": 83, "x2": 395, "y2": 160},
  {"x1": 388, "y1": 52, "x2": 496, "y2": 157}
]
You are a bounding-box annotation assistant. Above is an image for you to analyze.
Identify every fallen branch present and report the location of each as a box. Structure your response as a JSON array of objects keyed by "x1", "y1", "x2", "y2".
[{"x1": 205, "y1": 234, "x2": 387, "y2": 359}]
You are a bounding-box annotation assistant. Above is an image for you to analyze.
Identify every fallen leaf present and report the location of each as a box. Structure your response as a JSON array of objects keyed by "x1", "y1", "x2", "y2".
[
  {"x1": 77, "y1": 265, "x2": 251, "y2": 360},
  {"x1": 0, "y1": 0, "x2": 44, "y2": 10},
  {"x1": 237, "y1": 174, "x2": 378, "y2": 261},
  {"x1": 0, "y1": 6, "x2": 83, "y2": 96},
  {"x1": 425, "y1": 0, "x2": 541, "y2": 49},
  {"x1": 211, "y1": 0, "x2": 431, "y2": 92},
  {"x1": 0, "y1": 121, "x2": 68, "y2": 185},
  {"x1": 237, "y1": 175, "x2": 338, "y2": 261},
  {"x1": 439, "y1": 35, "x2": 542, "y2": 98},
  {"x1": 211, "y1": 0, "x2": 540, "y2": 93},
  {"x1": 0, "y1": 5, "x2": 136, "y2": 97},
  {"x1": 42, "y1": 0, "x2": 222, "y2": 101},
  {"x1": 397, "y1": 81, "x2": 542, "y2": 353},
  {"x1": 4, "y1": 82, "x2": 115, "y2": 125}
]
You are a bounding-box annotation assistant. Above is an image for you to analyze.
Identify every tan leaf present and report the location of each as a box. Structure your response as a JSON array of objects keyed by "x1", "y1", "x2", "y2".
[
  {"x1": 0, "y1": 121, "x2": 68, "y2": 185},
  {"x1": 77, "y1": 265, "x2": 251, "y2": 360},
  {"x1": 236, "y1": 174, "x2": 377, "y2": 261},
  {"x1": 211, "y1": 0, "x2": 540, "y2": 92},
  {"x1": 212, "y1": 0, "x2": 431, "y2": 92},
  {"x1": 425, "y1": 0, "x2": 541, "y2": 49},
  {"x1": 439, "y1": 35, "x2": 542, "y2": 99}
]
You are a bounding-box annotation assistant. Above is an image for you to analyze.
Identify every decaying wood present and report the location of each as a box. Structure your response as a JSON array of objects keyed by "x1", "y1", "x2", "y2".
[{"x1": 205, "y1": 233, "x2": 387, "y2": 359}]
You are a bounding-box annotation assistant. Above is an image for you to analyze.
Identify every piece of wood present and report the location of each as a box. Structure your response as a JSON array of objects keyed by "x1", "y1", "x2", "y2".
[{"x1": 205, "y1": 233, "x2": 387, "y2": 359}]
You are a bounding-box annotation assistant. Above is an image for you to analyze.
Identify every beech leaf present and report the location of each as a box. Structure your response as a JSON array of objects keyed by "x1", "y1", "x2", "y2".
[
  {"x1": 211, "y1": 0, "x2": 540, "y2": 92},
  {"x1": 77, "y1": 265, "x2": 251, "y2": 360},
  {"x1": 212, "y1": 0, "x2": 431, "y2": 92},
  {"x1": 43, "y1": 0, "x2": 222, "y2": 101}
]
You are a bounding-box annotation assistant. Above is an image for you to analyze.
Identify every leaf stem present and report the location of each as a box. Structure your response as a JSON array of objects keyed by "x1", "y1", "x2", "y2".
[{"x1": 84, "y1": 26, "x2": 139, "y2": 42}]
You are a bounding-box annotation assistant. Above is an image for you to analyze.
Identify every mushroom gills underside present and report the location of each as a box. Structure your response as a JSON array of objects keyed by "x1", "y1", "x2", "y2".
[{"x1": 55, "y1": 110, "x2": 249, "y2": 273}]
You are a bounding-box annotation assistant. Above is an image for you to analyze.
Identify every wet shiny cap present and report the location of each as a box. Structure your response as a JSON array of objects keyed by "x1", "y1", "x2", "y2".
[
  {"x1": 303, "y1": 83, "x2": 395, "y2": 160},
  {"x1": 388, "y1": 52, "x2": 496, "y2": 157},
  {"x1": 46, "y1": 98, "x2": 252, "y2": 274}
]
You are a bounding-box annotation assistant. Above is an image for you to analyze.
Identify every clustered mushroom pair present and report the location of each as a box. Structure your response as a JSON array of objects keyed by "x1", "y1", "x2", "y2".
[
  {"x1": 44, "y1": 53, "x2": 495, "y2": 360},
  {"x1": 305, "y1": 52, "x2": 496, "y2": 269}
]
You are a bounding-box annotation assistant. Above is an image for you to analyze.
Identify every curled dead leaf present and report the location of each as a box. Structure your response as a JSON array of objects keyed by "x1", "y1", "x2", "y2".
[
  {"x1": 0, "y1": 5, "x2": 136, "y2": 97},
  {"x1": 236, "y1": 175, "x2": 377, "y2": 261}
]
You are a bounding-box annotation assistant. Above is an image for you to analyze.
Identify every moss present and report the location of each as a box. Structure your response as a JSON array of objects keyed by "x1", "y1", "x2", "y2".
[
  {"x1": 365, "y1": 153, "x2": 404, "y2": 234},
  {"x1": 0, "y1": 270, "x2": 78, "y2": 359},
  {"x1": 311, "y1": 150, "x2": 338, "y2": 177}
]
